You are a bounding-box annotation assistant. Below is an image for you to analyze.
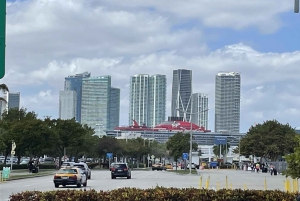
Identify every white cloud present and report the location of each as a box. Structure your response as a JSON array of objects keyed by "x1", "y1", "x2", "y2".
[{"x1": 1, "y1": 0, "x2": 300, "y2": 132}]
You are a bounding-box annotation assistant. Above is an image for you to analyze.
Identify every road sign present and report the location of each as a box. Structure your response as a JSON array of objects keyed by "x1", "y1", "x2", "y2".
[
  {"x1": 0, "y1": 1, "x2": 6, "y2": 78},
  {"x1": 11, "y1": 151, "x2": 15, "y2": 155},
  {"x1": 12, "y1": 142, "x2": 16, "y2": 151},
  {"x1": 106, "y1": 153, "x2": 113, "y2": 159},
  {"x1": 2, "y1": 167, "x2": 10, "y2": 179},
  {"x1": 151, "y1": 155, "x2": 155, "y2": 159},
  {"x1": 182, "y1": 153, "x2": 188, "y2": 160},
  {"x1": 214, "y1": 136, "x2": 227, "y2": 145}
]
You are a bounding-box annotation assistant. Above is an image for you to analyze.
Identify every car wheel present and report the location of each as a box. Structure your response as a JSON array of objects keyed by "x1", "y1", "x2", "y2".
[
  {"x1": 88, "y1": 174, "x2": 91, "y2": 179},
  {"x1": 127, "y1": 175, "x2": 131, "y2": 179},
  {"x1": 152, "y1": 169, "x2": 155, "y2": 171},
  {"x1": 83, "y1": 181, "x2": 87, "y2": 187},
  {"x1": 77, "y1": 183, "x2": 81, "y2": 188},
  {"x1": 111, "y1": 175, "x2": 115, "y2": 179},
  {"x1": 54, "y1": 184, "x2": 59, "y2": 188}
]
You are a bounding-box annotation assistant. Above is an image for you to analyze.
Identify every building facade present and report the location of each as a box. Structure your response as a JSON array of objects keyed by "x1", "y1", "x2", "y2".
[
  {"x1": 215, "y1": 72, "x2": 241, "y2": 133},
  {"x1": 59, "y1": 91, "x2": 77, "y2": 120},
  {"x1": 64, "y1": 72, "x2": 90, "y2": 123},
  {"x1": 149, "y1": 75, "x2": 167, "y2": 127},
  {"x1": 129, "y1": 74, "x2": 166, "y2": 127},
  {"x1": 81, "y1": 76, "x2": 120, "y2": 136},
  {"x1": 8, "y1": 92, "x2": 20, "y2": 110},
  {"x1": 191, "y1": 93, "x2": 209, "y2": 129},
  {"x1": 171, "y1": 69, "x2": 192, "y2": 121}
]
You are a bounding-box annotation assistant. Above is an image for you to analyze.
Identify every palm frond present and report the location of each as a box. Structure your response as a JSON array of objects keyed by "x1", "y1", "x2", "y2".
[{"x1": 0, "y1": 97, "x2": 7, "y2": 102}]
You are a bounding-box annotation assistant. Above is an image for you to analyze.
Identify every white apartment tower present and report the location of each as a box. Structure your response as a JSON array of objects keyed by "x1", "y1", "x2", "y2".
[
  {"x1": 129, "y1": 74, "x2": 166, "y2": 127},
  {"x1": 215, "y1": 72, "x2": 241, "y2": 133},
  {"x1": 191, "y1": 93, "x2": 209, "y2": 129}
]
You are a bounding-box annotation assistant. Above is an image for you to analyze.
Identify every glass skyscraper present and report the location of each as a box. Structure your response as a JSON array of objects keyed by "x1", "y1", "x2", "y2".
[
  {"x1": 63, "y1": 72, "x2": 90, "y2": 122},
  {"x1": 8, "y1": 92, "x2": 20, "y2": 110},
  {"x1": 215, "y1": 72, "x2": 241, "y2": 133},
  {"x1": 129, "y1": 74, "x2": 166, "y2": 127},
  {"x1": 81, "y1": 76, "x2": 120, "y2": 136},
  {"x1": 59, "y1": 91, "x2": 77, "y2": 120},
  {"x1": 171, "y1": 69, "x2": 192, "y2": 121},
  {"x1": 191, "y1": 93, "x2": 209, "y2": 129}
]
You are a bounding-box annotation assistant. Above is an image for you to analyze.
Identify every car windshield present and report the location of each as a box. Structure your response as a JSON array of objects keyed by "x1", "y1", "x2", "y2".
[
  {"x1": 74, "y1": 165, "x2": 85, "y2": 169},
  {"x1": 114, "y1": 164, "x2": 127, "y2": 168},
  {"x1": 57, "y1": 169, "x2": 78, "y2": 174}
]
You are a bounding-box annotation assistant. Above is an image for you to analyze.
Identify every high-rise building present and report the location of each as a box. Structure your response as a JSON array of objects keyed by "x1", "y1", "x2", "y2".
[
  {"x1": 129, "y1": 74, "x2": 166, "y2": 127},
  {"x1": 81, "y1": 75, "x2": 120, "y2": 136},
  {"x1": 149, "y1": 74, "x2": 167, "y2": 127},
  {"x1": 64, "y1": 72, "x2": 90, "y2": 123},
  {"x1": 215, "y1": 72, "x2": 241, "y2": 133},
  {"x1": 171, "y1": 69, "x2": 192, "y2": 121},
  {"x1": 8, "y1": 92, "x2": 20, "y2": 110},
  {"x1": 191, "y1": 93, "x2": 209, "y2": 129},
  {"x1": 59, "y1": 91, "x2": 77, "y2": 120},
  {"x1": 109, "y1": 87, "x2": 120, "y2": 130}
]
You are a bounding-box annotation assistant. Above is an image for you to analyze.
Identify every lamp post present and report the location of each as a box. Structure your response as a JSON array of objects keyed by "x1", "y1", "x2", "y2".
[{"x1": 176, "y1": 106, "x2": 209, "y2": 174}]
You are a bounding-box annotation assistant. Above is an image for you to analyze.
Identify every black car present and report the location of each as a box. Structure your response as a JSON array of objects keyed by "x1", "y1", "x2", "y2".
[{"x1": 111, "y1": 163, "x2": 131, "y2": 179}]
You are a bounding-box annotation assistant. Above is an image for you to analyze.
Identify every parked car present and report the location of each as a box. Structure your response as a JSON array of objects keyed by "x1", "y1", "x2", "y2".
[
  {"x1": 164, "y1": 163, "x2": 173, "y2": 170},
  {"x1": 53, "y1": 167, "x2": 87, "y2": 188},
  {"x1": 111, "y1": 163, "x2": 131, "y2": 179},
  {"x1": 73, "y1": 162, "x2": 91, "y2": 179},
  {"x1": 187, "y1": 163, "x2": 196, "y2": 170}
]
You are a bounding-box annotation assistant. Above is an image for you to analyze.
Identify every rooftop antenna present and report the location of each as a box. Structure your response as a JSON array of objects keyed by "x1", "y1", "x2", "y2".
[{"x1": 295, "y1": 0, "x2": 299, "y2": 13}]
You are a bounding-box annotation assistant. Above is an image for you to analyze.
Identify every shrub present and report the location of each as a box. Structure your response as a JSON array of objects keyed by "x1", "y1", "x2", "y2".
[
  {"x1": 9, "y1": 187, "x2": 299, "y2": 201},
  {"x1": 0, "y1": 164, "x2": 56, "y2": 170}
]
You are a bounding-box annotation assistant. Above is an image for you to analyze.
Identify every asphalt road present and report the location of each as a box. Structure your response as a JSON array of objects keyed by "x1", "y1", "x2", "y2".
[{"x1": 0, "y1": 169, "x2": 290, "y2": 201}]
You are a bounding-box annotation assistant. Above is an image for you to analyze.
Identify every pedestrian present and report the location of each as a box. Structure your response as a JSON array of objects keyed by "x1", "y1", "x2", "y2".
[
  {"x1": 28, "y1": 160, "x2": 34, "y2": 173},
  {"x1": 270, "y1": 163, "x2": 275, "y2": 175},
  {"x1": 255, "y1": 163, "x2": 260, "y2": 173}
]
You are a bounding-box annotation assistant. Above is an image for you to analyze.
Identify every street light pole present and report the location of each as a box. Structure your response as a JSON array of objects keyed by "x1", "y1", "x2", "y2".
[{"x1": 176, "y1": 107, "x2": 209, "y2": 175}]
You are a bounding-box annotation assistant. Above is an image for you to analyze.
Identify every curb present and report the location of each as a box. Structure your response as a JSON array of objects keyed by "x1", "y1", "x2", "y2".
[{"x1": 3, "y1": 173, "x2": 54, "y2": 182}]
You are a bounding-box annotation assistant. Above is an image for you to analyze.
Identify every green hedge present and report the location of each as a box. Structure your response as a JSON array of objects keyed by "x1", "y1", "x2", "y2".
[
  {"x1": 0, "y1": 164, "x2": 56, "y2": 170},
  {"x1": 9, "y1": 188, "x2": 299, "y2": 201}
]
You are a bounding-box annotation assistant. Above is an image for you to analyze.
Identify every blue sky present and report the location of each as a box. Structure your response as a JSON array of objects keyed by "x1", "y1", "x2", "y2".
[{"x1": 2, "y1": 0, "x2": 300, "y2": 133}]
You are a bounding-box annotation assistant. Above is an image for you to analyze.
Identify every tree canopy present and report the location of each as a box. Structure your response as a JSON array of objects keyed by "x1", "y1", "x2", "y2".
[
  {"x1": 166, "y1": 132, "x2": 198, "y2": 162},
  {"x1": 239, "y1": 120, "x2": 297, "y2": 161},
  {"x1": 284, "y1": 135, "x2": 300, "y2": 179}
]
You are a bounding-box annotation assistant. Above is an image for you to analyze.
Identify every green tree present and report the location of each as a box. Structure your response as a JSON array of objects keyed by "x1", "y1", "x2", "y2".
[
  {"x1": 97, "y1": 136, "x2": 122, "y2": 158},
  {"x1": 284, "y1": 135, "x2": 300, "y2": 179},
  {"x1": 213, "y1": 143, "x2": 230, "y2": 157},
  {"x1": 166, "y1": 132, "x2": 198, "y2": 166},
  {"x1": 240, "y1": 120, "x2": 297, "y2": 161}
]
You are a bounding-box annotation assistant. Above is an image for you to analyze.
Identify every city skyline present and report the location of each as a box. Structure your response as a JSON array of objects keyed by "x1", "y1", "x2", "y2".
[{"x1": 4, "y1": 1, "x2": 300, "y2": 133}]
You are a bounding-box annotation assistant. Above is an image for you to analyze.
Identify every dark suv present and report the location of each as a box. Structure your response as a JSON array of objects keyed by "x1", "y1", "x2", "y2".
[{"x1": 111, "y1": 163, "x2": 131, "y2": 179}]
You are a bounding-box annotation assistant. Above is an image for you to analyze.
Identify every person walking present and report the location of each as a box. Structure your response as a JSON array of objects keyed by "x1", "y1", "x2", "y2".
[{"x1": 255, "y1": 163, "x2": 260, "y2": 173}]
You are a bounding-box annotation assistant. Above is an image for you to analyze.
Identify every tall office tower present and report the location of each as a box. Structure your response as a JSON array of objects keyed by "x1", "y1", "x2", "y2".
[
  {"x1": 81, "y1": 76, "x2": 120, "y2": 136},
  {"x1": 171, "y1": 69, "x2": 192, "y2": 121},
  {"x1": 129, "y1": 74, "x2": 150, "y2": 126},
  {"x1": 8, "y1": 92, "x2": 20, "y2": 110},
  {"x1": 109, "y1": 87, "x2": 120, "y2": 130},
  {"x1": 215, "y1": 72, "x2": 241, "y2": 133},
  {"x1": 64, "y1": 72, "x2": 90, "y2": 123},
  {"x1": 129, "y1": 74, "x2": 167, "y2": 127},
  {"x1": 59, "y1": 91, "x2": 77, "y2": 120},
  {"x1": 149, "y1": 74, "x2": 167, "y2": 128},
  {"x1": 191, "y1": 93, "x2": 209, "y2": 129}
]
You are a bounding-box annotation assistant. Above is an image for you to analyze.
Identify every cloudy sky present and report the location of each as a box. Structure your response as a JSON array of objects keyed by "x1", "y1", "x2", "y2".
[{"x1": 2, "y1": 0, "x2": 300, "y2": 133}]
